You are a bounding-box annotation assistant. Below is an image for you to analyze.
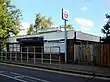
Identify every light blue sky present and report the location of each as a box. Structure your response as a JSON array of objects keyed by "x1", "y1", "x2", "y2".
[{"x1": 11, "y1": 0, "x2": 110, "y2": 36}]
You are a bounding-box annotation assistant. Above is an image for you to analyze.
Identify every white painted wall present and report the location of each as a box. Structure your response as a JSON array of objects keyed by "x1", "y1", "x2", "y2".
[
  {"x1": 44, "y1": 42, "x2": 65, "y2": 53},
  {"x1": 8, "y1": 30, "x2": 100, "y2": 53}
]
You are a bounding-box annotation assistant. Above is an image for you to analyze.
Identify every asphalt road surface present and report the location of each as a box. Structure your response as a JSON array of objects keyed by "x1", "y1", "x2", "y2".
[
  {"x1": 0, "y1": 75, "x2": 20, "y2": 82},
  {"x1": 0, "y1": 63, "x2": 109, "y2": 82}
]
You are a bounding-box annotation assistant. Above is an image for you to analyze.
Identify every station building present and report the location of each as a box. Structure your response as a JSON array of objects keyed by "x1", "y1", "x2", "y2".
[{"x1": 7, "y1": 28, "x2": 100, "y2": 63}]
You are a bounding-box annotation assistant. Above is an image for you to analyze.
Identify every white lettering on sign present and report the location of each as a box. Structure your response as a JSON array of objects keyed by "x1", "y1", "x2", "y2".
[{"x1": 62, "y1": 8, "x2": 69, "y2": 20}]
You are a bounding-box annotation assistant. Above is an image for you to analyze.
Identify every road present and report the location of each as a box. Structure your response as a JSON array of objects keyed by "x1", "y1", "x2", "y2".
[{"x1": 0, "y1": 63, "x2": 109, "y2": 82}]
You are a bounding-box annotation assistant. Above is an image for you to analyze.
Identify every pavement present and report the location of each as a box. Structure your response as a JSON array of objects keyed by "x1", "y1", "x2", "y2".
[
  {"x1": 0, "y1": 60, "x2": 110, "y2": 78},
  {"x1": 0, "y1": 63, "x2": 109, "y2": 82}
]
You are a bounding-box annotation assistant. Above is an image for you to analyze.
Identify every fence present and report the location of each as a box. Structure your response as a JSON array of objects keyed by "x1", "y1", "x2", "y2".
[
  {"x1": 74, "y1": 43, "x2": 100, "y2": 65},
  {"x1": 74, "y1": 43, "x2": 110, "y2": 67},
  {"x1": 100, "y1": 44, "x2": 110, "y2": 67},
  {"x1": 0, "y1": 43, "x2": 110, "y2": 67},
  {"x1": 0, "y1": 46, "x2": 62, "y2": 64}
]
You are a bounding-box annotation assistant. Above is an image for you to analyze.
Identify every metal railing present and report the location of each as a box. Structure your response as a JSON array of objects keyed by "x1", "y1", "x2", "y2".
[{"x1": 0, "y1": 46, "x2": 61, "y2": 64}]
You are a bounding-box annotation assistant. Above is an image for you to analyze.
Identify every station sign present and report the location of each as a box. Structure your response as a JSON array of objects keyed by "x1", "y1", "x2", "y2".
[{"x1": 62, "y1": 8, "x2": 69, "y2": 21}]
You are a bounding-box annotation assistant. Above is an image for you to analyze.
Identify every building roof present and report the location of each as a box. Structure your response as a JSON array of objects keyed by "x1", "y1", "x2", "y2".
[{"x1": 8, "y1": 30, "x2": 100, "y2": 43}]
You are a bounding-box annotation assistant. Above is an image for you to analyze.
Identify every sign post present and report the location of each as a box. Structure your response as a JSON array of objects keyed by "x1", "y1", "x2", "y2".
[{"x1": 62, "y1": 8, "x2": 69, "y2": 63}]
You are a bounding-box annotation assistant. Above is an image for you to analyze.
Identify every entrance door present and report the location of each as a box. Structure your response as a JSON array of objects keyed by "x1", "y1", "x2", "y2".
[{"x1": 67, "y1": 39, "x2": 74, "y2": 63}]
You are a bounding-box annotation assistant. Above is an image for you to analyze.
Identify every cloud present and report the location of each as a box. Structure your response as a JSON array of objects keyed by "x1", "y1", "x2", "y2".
[
  {"x1": 18, "y1": 22, "x2": 30, "y2": 35},
  {"x1": 20, "y1": 22, "x2": 30, "y2": 29},
  {"x1": 74, "y1": 18, "x2": 94, "y2": 27},
  {"x1": 74, "y1": 18, "x2": 94, "y2": 31},
  {"x1": 81, "y1": 6, "x2": 87, "y2": 11},
  {"x1": 80, "y1": 26, "x2": 91, "y2": 31},
  {"x1": 76, "y1": 27, "x2": 90, "y2": 33}
]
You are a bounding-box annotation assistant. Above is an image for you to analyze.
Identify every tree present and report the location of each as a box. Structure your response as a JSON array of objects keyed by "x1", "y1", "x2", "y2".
[
  {"x1": 40, "y1": 16, "x2": 48, "y2": 30},
  {"x1": 105, "y1": 14, "x2": 110, "y2": 18},
  {"x1": 46, "y1": 17, "x2": 53, "y2": 28},
  {"x1": 34, "y1": 13, "x2": 53, "y2": 32},
  {"x1": 0, "y1": 0, "x2": 22, "y2": 49},
  {"x1": 60, "y1": 24, "x2": 73, "y2": 30},
  {"x1": 101, "y1": 14, "x2": 110, "y2": 43},
  {"x1": 27, "y1": 24, "x2": 34, "y2": 35},
  {"x1": 101, "y1": 23, "x2": 110, "y2": 37},
  {"x1": 40, "y1": 16, "x2": 53, "y2": 30},
  {"x1": 34, "y1": 13, "x2": 41, "y2": 32},
  {"x1": 66, "y1": 24, "x2": 73, "y2": 30}
]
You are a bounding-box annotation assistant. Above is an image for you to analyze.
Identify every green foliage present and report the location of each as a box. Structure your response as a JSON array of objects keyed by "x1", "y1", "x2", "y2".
[
  {"x1": 34, "y1": 13, "x2": 53, "y2": 32},
  {"x1": 101, "y1": 23, "x2": 110, "y2": 36},
  {"x1": 105, "y1": 14, "x2": 110, "y2": 18},
  {"x1": 0, "y1": 0, "x2": 22, "y2": 48},
  {"x1": 34, "y1": 13, "x2": 41, "y2": 32},
  {"x1": 61, "y1": 24, "x2": 73, "y2": 30},
  {"x1": 102, "y1": 36, "x2": 110, "y2": 43},
  {"x1": 27, "y1": 24, "x2": 34, "y2": 35},
  {"x1": 101, "y1": 14, "x2": 110, "y2": 43},
  {"x1": 28, "y1": 13, "x2": 73, "y2": 35},
  {"x1": 46, "y1": 17, "x2": 53, "y2": 28},
  {"x1": 66, "y1": 24, "x2": 73, "y2": 30}
]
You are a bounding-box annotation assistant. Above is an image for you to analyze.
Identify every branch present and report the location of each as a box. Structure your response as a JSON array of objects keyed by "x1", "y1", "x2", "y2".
[{"x1": 105, "y1": 14, "x2": 110, "y2": 18}]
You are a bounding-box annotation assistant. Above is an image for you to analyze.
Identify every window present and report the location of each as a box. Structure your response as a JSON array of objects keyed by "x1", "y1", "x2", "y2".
[{"x1": 9, "y1": 44, "x2": 20, "y2": 52}]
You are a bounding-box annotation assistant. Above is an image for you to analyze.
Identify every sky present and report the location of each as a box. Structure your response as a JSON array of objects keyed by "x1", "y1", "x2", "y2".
[{"x1": 11, "y1": 0, "x2": 110, "y2": 36}]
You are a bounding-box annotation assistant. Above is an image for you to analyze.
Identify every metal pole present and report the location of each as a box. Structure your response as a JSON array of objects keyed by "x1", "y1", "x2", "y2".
[
  {"x1": 1, "y1": 51, "x2": 2, "y2": 61},
  {"x1": 5, "y1": 51, "x2": 7, "y2": 61},
  {"x1": 15, "y1": 46, "x2": 17, "y2": 61},
  {"x1": 59, "y1": 55, "x2": 60, "y2": 64},
  {"x1": 50, "y1": 47, "x2": 52, "y2": 64},
  {"x1": 27, "y1": 47, "x2": 28, "y2": 63},
  {"x1": 34, "y1": 46, "x2": 36, "y2": 63},
  {"x1": 15, "y1": 45, "x2": 17, "y2": 61},
  {"x1": 15, "y1": 51, "x2": 17, "y2": 61},
  {"x1": 59, "y1": 46, "x2": 61, "y2": 64},
  {"x1": 41, "y1": 48, "x2": 43, "y2": 64},
  {"x1": 64, "y1": 20, "x2": 67, "y2": 63},
  {"x1": 21, "y1": 47, "x2": 22, "y2": 62},
  {"x1": 10, "y1": 52, "x2": 12, "y2": 61}
]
